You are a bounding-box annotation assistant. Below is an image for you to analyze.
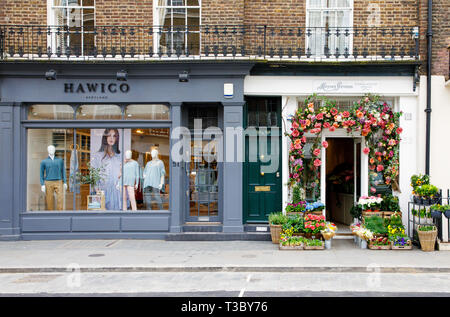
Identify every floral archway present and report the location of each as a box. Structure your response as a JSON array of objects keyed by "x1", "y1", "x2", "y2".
[{"x1": 288, "y1": 94, "x2": 402, "y2": 195}]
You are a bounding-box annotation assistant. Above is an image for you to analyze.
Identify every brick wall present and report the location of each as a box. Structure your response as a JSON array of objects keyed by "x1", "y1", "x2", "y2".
[
  {"x1": 0, "y1": 0, "x2": 428, "y2": 60},
  {"x1": 430, "y1": 0, "x2": 449, "y2": 77}
]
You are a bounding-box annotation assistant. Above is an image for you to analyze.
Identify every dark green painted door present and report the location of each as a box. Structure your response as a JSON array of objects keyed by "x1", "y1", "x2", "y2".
[{"x1": 243, "y1": 97, "x2": 282, "y2": 222}]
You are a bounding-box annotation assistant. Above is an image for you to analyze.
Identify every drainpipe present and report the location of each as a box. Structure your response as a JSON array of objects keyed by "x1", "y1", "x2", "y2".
[{"x1": 425, "y1": 0, "x2": 432, "y2": 175}]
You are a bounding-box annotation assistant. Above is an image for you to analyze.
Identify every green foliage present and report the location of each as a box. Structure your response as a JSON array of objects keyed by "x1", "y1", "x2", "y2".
[
  {"x1": 430, "y1": 204, "x2": 448, "y2": 212},
  {"x1": 363, "y1": 216, "x2": 388, "y2": 235},
  {"x1": 268, "y1": 212, "x2": 289, "y2": 225},
  {"x1": 281, "y1": 214, "x2": 304, "y2": 233},
  {"x1": 410, "y1": 174, "x2": 430, "y2": 189},
  {"x1": 411, "y1": 209, "x2": 431, "y2": 218},
  {"x1": 71, "y1": 162, "x2": 105, "y2": 188},
  {"x1": 380, "y1": 194, "x2": 400, "y2": 212},
  {"x1": 292, "y1": 185, "x2": 302, "y2": 204},
  {"x1": 418, "y1": 225, "x2": 436, "y2": 232},
  {"x1": 305, "y1": 239, "x2": 324, "y2": 247},
  {"x1": 414, "y1": 184, "x2": 439, "y2": 198},
  {"x1": 350, "y1": 204, "x2": 363, "y2": 221},
  {"x1": 386, "y1": 212, "x2": 403, "y2": 227}
]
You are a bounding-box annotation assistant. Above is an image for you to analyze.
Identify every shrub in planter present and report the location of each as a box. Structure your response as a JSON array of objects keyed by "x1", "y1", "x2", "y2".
[
  {"x1": 282, "y1": 214, "x2": 304, "y2": 235},
  {"x1": 286, "y1": 201, "x2": 306, "y2": 214},
  {"x1": 303, "y1": 213, "x2": 326, "y2": 238},
  {"x1": 430, "y1": 204, "x2": 446, "y2": 220}
]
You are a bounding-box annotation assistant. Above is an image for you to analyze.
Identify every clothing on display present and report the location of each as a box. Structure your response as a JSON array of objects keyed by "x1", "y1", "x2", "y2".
[
  {"x1": 123, "y1": 160, "x2": 140, "y2": 187},
  {"x1": 91, "y1": 151, "x2": 121, "y2": 210},
  {"x1": 40, "y1": 156, "x2": 67, "y2": 185},
  {"x1": 44, "y1": 180, "x2": 64, "y2": 210},
  {"x1": 143, "y1": 159, "x2": 166, "y2": 189},
  {"x1": 144, "y1": 186, "x2": 163, "y2": 210},
  {"x1": 69, "y1": 149, "x2": 80, "y2": 193}
]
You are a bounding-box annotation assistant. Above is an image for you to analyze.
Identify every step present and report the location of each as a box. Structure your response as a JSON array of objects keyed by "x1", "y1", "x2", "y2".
[
  {"x1": 165, "y1": 232, "x2": 271, "y2": 241},
  {"x1": 182, "y1": 223, "x2": 222, "y2": 233}
]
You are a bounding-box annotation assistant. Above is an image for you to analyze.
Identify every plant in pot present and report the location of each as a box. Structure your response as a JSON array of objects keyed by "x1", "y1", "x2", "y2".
[
  {"x1": 305, "y1": 201, "x2": 325, "y2": 215},
  {"x1": 363, "y1": 215, "x2": 388, "y2": 237},
  {"x1": 417, "y1": 225, "x2": 437, "y2": 252},
  {"x1": 411, "y1": 208, "x2": 433, "y2": 224},
  {"x1": 358, "y1": 196, "x2": 383, "y2": 219},
  {"x1": 303, "y1": 213, "x2": 326, "y2": 239},
  {"x1": 430, "y1": 204, "x2": 446, "y2": 220},
  {"x1": 413, "y1": 184, "x2": 440, "y2": 206},
  {"x1": 268, "y1": 212, "x2": 288, "y2": 244}
]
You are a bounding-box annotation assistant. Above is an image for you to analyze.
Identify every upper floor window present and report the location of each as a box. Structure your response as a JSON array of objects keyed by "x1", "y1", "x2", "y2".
[
  {"x1": 306, "y1": 0, "x2": 353, "y2": 57},
  {"x1": 48, "y1": 0, "x2": 95, "y2": 55},
  {"x1": 154, "y1": 0, "x2": 201, "y2": 55}
]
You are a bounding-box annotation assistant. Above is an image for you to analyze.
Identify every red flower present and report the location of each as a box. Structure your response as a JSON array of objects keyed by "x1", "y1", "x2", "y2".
[
  {"x1": 314, "y1": 159, "x2": 322, "y2": 167},
  {"x1": 313, "y1": 148, "x2": 321, "y2": 156},
  {"x1": 323, "y1": 122, "x2": 331, "y2": 128},
  {"x1": 316, "y1": 113, "x2": 324, "y2": 120},
  {"x1": 342, "y1": 111, "x2": 350, "y2": 118},
  {"x1": 376, "y1": 165, "x2": 384, "y2": 172},
  {"x1": 291, "y1": 129, "x2": 299, "y2": 137},
  {"x1": 322, "y1": 141, "x2": 329, "y2": 148},
  {"x1": 363, "y1": 147, "x2": 370, "y2": 155}
]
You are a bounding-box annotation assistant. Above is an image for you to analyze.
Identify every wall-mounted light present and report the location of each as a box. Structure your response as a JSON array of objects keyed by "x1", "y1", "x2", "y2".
[
  {"x1": 179, "y1": 71, "x2": 189, "y2": 82},
  {"x1": 45, "y1": 69, "x2": 57, "y2": 80},
  {"x1": 116, "y1": 70, "x2": 128, "y2": 81}
]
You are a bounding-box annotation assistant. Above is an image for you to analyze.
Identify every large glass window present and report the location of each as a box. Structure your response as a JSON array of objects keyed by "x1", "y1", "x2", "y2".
[
  {"x1": 26, "y1": 104, "x2": 171, "y2": 212},
  {"x1": 155, "y1": 0, "x2": 201, "y2": 55},
  {"x1": 28, "y1": 104, "x2": 74, "y2": 120},
  {"x1": 76, "y1": 104, "x2": 122, "y2": 120},
  {"x1": 50, "y1": 0, "x2": 95, "y2": 55},
  {"x1": 125, "y1": 104, "x2": 170, "y2": 120}
]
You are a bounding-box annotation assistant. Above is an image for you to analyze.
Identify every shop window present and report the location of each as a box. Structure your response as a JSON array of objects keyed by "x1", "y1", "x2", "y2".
[
  {"x1": 76, "y1": 104, "x2": 122, "y2": 120},
  {"x1": 188, "y1": 106, "x2": 218, "y2": 130},
  {"x1": 246, "y1": 98, "x2": 278, "y2": 127},
  {"x1": 125, "y1": 104, "x2": 170, "y2": 120},
  {"x1": 27, "y1": 127, "x2": 170, "y2": 211},
  {"x1": 154, "y1": 0, "x2": 201, "y2": 55},
  {"x1": 49, "y1": 0, "x2": 95, "y2": 56},
  {"x1": 28, "y1": 104, "x2": 74, "y2": 120}
]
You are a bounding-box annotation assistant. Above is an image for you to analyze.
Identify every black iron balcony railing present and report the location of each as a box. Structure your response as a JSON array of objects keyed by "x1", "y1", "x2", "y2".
[{"x1": 0, "y1": 25, "x2": 420, "y2": 62}]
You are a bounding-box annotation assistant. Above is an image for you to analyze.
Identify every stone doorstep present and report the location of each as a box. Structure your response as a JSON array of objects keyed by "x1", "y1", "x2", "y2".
[
  {"x1": 165, "y1": 232, "x2": 271, "y2": 241},
  {"x1": 437, "y1": 240, "x2": 450, "y2": 251}
]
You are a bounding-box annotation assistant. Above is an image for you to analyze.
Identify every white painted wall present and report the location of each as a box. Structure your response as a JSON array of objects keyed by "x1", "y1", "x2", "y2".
[{"x1": 245, "y1": 75, "x2": 419, "y2": 225}]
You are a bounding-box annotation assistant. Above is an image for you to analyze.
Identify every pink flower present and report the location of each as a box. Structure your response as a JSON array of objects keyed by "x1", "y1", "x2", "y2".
[
  {"x1": 376, "y1": 165, "x2": 384, "y2": 172},
  {"x1": 293, "y1": 173, "x2": 299, "y2": 179},
  {"x1": 291, "y1": 129, "x2": 299, "y2": 137},
  {"x1": 370, "y1": 187, "x2": 376, "y2": 193},
  {"x1": 363, "y1": 147, "x2": 370, "y2": 155},
  {"x1": 301, "y1": 136, "x2": 307, "y2": 143},
  {"x1": 294, "y1": 143, "x2": 301, "y2": 150},
  {"x1": 396, "y1": 127, "x2": 403, "y2": 134},
  {"x1": 316, "y1": 113, "x2": 324, "y2": 120},
  {"x1": 314, "y1": 159, "x2": 322, "y2": 167},
  {"x1": 313, "y1": 148, "x2": 321, "y2": 156},
  {"x1": 329, "y1": 126, "x2": 336, "y2": 132},
  {"x1": 323, "y1": 122, "x2": 330, "y2": 128},
  {"x1": 322, "y1": 141, "x2": 328, "y2": 148},
  {"x1": 342, "y1": 111, "x2": 350, "y2": 118},
  {"x1": 292, "y1": 121, "x2": 299, "y2": 129}
]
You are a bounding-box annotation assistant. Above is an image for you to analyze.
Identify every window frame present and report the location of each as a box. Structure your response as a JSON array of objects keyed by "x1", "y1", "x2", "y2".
[
  {"x1": 47, "y1": 0, "x2": 96, "y2": 56},
  {"x1": 305, "y1": 0, "x2": 354, "y2": 57},
  {"x1": 22, "y1": 102, "x2": 172, "y2": 213}
]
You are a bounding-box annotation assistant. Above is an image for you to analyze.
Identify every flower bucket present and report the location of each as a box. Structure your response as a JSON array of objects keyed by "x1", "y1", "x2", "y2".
[
  {"x1": 324, "y1": 239, "x2": 332, "y2": 250},
  {"x1": 360, "y1": 239, "x2": 367, "y2": 249},
  {"x1": 418, "y1": 226, "x2": 437, "y2": 252},
  {"x1": 445, "y1": 210, "x2": 450, "y2": 219},
  {"x1": 270, "y1": 224, "x2": 282, "y2": 244}
]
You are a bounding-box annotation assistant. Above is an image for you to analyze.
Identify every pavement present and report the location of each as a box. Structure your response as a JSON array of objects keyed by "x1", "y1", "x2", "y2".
[{"x1": 0, "y1": 238, "x2": 449, "y2": 273}]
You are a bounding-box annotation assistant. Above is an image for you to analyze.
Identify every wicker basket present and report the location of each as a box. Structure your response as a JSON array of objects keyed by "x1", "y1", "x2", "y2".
[
  {"x1": 270, "y1": 224, "x2": 282, "y2": 244},
  {"x1": 418, "y1": 226, "x2": 437, "y2": 252}
]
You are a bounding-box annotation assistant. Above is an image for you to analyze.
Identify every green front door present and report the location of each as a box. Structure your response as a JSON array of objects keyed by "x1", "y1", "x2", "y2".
[{"x1": 243, "y1": 97, "x2": 282, "y2": 223}]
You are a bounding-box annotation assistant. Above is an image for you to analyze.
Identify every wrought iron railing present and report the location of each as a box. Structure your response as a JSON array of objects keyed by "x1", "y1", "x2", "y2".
[{"x1": 0, "y1": 25, "x2": 420, "y2": 61}]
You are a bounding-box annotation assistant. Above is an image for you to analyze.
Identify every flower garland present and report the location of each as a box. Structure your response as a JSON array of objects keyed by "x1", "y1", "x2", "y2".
[{"x1": 288, "y1": 94, "x2": 402, "y2": 192}]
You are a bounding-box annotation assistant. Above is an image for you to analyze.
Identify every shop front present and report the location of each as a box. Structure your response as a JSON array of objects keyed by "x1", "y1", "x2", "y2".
[{"x1": 0, "y1": 62, "x2": 253, "y2": 240}]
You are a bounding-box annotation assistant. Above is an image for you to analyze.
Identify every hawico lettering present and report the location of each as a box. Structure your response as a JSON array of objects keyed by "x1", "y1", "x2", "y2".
[{"x1": 64, "y1": 82, "x2": 130, "y2": 94}]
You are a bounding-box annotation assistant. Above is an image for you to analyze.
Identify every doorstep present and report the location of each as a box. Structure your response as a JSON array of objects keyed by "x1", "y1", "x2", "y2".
[{"x1": 165, "y1": 232, "x2": 271, "y2": 241}]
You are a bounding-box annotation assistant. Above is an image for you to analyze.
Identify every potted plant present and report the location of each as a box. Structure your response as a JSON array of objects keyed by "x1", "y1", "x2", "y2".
[
  {"x1": 363, "y1": 215, "x2": 388, "y2": 237},
  {"x1": 387, "y1": 213, "x2": 412, "y2": 250},
  {"x1": 282, "y1": 214, "x2": 304, "y2": 236},
  {"x1": 303, "y1": 238, "x2": 325, "y2": 250},
  {"x1": 304, "y1": 201, "x2": 325, "y2": 216},
  {"x1": 285, "y1": 201, "x2": 306, "y2": 215},
  {"x1": 368, "y1": 236, "x2": 391, "y2": 250},
  {"x1": 358, "y1": 228, "x2": 374, "y2": 249},
  {"x1": 413, "y1": 184, "x2": 440, "y2": 206},
  {"x1": 279, "y1": 234, "x2": 305, "y2": 250},
  {"x1": 358, "y1": 196, "x2": 384, "y2": 218},
  {"x1": 417, "y1": 225, "x2": 437, "y2": 252},
  {"x1": 268, "y1": 212, "x2": 288, "y2": 244},
  {"x1": 303, "y1": 213, "x2": 326, "y2": 239},
  {"x1": 430, "y1": 204, "x2": 446, "y2": 220},
  {"x1": 411, "y1": 208, "x2": 433, "y2": 225},
  {"x1": 72, "y1": 162, "x2": 106, "y2": 195},
  {"x1": 380, "y1": 194, "x2": 401, "y2": 219}
]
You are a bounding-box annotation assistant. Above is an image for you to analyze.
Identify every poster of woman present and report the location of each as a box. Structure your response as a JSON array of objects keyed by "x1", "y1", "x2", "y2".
[{"x1": 90, "y1": 128, "x2": 130, "y2": 210}]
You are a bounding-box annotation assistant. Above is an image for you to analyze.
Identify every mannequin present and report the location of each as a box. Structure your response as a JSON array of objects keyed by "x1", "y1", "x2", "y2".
[
  {"x1": 143, "y1": 149, "x2": 165, "y2": 210},
  {"x1": 118, "y1": 150, "x2": 140, "y2": 211},
  {"x1": 40, "y1": 145, "x2": 67, "y2": 210}
]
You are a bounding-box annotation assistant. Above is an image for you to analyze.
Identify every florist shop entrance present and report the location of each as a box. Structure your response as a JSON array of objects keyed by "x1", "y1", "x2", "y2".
[{"x1": 325, "y1": 137, "x2": 361, "y2": 227}]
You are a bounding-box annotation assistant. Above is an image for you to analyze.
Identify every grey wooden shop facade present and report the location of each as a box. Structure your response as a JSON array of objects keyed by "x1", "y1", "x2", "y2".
[{"x1": 0, "y1": 62, "x2": 253, "y2": 240}]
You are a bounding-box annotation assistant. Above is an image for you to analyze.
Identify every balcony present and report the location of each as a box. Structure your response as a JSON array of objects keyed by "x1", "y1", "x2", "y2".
[{"x1": 0, "y1": 25, "x2": 420, "y2": 63}]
